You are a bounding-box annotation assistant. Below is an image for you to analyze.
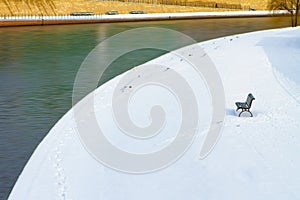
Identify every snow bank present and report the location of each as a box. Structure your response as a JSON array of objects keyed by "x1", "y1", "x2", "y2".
[
  {"x1": 9, "y1": 27, "x2": 300, "y2": 200},
  {"x1": 0, "y1": 11, "x2": 288, "y2": 27}
]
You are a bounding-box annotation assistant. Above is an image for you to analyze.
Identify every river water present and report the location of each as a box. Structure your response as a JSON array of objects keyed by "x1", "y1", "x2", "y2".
[{"x1": 0, "y1": 16, "x2": 291, "y2": 199}]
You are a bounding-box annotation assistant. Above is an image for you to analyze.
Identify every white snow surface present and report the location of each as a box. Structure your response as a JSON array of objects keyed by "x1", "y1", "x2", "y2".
[{"x1": 9, "y1": 27, "x2": 300, "y2": 200}]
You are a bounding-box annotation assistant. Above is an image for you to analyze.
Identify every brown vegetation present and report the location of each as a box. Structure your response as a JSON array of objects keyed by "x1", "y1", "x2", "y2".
[
  {"x1": 268, "y1": 0, "x2": 300, "y2": 26},
  {"x1": 0, "y1": 0, "x2": 269, "y2": 16}
]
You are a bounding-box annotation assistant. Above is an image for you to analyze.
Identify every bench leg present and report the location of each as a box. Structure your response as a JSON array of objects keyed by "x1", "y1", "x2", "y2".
[
  {"x1": 248, "y1": 111, "x2": 253, "y2": 117},
  {"x1": 238, "y1": 109, "x2": 253, "y2": 117},
  {"x1": 238, "y1": 111, "x2": 243, "y2": 117}
]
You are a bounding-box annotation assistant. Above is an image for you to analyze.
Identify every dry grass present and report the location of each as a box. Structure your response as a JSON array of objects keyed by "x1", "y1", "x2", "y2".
[
  {"x1": 240, "y1": 0, "x2": 269, "y2": 10},
  {"x1": 0, "y1": 0, "x2": 270, "y2": 16}
]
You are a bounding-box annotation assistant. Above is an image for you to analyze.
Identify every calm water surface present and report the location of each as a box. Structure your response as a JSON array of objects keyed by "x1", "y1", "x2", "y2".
[{"x1": 0, "y1": 17, "x2": 290, "y2": 199}]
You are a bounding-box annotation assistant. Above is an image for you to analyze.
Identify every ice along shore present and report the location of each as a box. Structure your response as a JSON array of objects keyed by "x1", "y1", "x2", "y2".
[{"x1": 0, "y1": 10, "x2": 288, "y2": 27}]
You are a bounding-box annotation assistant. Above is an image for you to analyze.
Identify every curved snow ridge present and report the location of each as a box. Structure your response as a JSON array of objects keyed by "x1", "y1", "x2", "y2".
[
  {"x1": 9, "y1": 27, "x2": 300, "y2": 200},
  {"x1": 272, "y1": 68, "x2": 300, "y2": 103}
]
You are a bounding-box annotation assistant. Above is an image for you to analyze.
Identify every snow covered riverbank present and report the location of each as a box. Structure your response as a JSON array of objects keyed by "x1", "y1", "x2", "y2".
[
  {"x1": 0, "y1": 11, "x2": 288, "y2": 27},
  {"x1": 9, "y1": 27, "x2": 300, "y2": 199}
]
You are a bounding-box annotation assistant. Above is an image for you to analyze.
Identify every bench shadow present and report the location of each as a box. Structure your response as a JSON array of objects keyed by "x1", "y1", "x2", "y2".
[
  {"x1": 226, "y1": 108, "x2": 236, "y2": 116},
  {"x1": 226, "y1": 108, "x2": 258, "y2": 117}
]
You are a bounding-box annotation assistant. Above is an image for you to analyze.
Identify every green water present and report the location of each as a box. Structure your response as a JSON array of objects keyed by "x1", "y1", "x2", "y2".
[{"x1": 0, "y1": 17, "x2": 291, "y2": 199}]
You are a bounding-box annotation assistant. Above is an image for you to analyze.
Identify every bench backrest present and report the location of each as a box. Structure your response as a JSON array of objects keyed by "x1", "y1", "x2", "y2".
[{"x1": 246, "y1": 93, "x2": 255, "y2": 108}]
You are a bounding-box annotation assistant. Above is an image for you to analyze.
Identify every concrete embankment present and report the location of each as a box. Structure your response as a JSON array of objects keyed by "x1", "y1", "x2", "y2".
[{"x1": 0, "y1": 11, "x2": 288, "y2": 27}]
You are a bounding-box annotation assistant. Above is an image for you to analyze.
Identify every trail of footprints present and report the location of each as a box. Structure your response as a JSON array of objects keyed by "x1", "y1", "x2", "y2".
[{"x1": 50, "y1": 128, "x2": 73, "y2": 200}]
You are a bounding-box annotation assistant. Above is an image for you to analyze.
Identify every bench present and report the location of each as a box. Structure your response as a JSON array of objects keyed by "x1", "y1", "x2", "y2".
[
  {"x1": 129, "y1": 10, "x2": 146, "y2": 14},
  {"x1": 70, "y1": 12, "x2": 94, "y2": 16},
  {"x1": 106, "y1": 11, "x2": 119, "y2": 15},
  {"x1": 235, "y1": 93, "x2": 255, "y2": 117}
]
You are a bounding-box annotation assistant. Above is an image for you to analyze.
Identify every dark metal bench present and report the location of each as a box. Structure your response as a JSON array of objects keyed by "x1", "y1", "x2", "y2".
[
  {"x1": 129, "y1": 10, "x2": 146, "y2": 14},
  {"x1": 70, "y1": 12, "x2": 94, "y2": 16},
  {"x1": 235, "y1": 93, "x2": 255, "y2": 117},
  {"x1": 106, "y1": 11, "x2": 119, "y2": 15}
]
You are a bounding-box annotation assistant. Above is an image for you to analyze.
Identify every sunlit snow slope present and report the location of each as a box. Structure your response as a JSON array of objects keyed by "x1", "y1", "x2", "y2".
[{"x1": 9, "y1": 27, "x2": 300, "y2": 200}]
